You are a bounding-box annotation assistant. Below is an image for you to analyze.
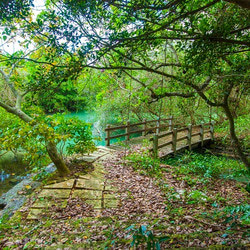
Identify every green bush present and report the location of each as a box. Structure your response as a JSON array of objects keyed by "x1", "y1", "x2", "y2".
[
  {"x1": 224, "y1": 204, "x2": 250, "y2": 235},
  {"x1": 125, "y1": 151, "x2": 162, "y2": 177},
  {"x1": 164, "y1": 151, "x2": 248, "y2": 180},
  {"x1": 0, "y1": 113, "x2": 96, "y2": 168},
  {"x1": 126, "y1": 224, "x2": 169, "y2": 249},
  {"x1": 217, "y1": 114, "x2": 250, "y2": 151}
]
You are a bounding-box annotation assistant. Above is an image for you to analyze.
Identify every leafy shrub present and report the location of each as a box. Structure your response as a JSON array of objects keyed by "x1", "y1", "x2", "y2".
[
  {"x1": 217, "y1": 114, "x2": 250, "y2": 151},
  {"x1": 0, "y1": 113, "x2": 96, "y2": 168},
  {"x1": 126, "y1": 224, "x2": 169, "y2": 249},
  {"x1": 51, "y1": 114, "x2": 96, "y2": 155},
  {"x1": 187, "y1": 190, "x2": 210, "y2": 204},
  {"x1": 164, "y1": 151, "x2": 248, "y2": 180},
  {"x1": 223, "y1": 204, "x2": 250, "y2": 238},
  {"x1": 126, "y1": 151, "x2": 162, "y2": 177}
]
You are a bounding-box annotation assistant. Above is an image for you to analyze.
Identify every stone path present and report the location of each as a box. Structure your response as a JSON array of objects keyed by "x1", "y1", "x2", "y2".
[{"x1": 27, "y1": 146, "x2": 119, "y2": 219}]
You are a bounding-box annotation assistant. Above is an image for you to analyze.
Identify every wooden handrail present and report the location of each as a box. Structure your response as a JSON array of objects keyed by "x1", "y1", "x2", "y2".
[
  {"x1": 151, "y1": 122, "x2": 215, "y2": 158},
  {"x1": 105, "y1": 118, "x2": 214, "y2": 156},
  {"x1": 105, "y1": 116, "x2": 173, "y2": 146}
]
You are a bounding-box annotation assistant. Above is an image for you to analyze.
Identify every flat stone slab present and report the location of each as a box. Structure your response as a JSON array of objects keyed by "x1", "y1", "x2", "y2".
[
  {"x1": 104, "y1": 199, "x2": 118, "y2": 208},
  {"x1": 32, "y1": 198, "x2": 67, "y2": 208},
  {"x1": 84, "y1": 199, "x2": 102, "y2": 209},
  {"x1": 76, "y1": 163, "x2": 105, "y2": 180},
  {"x1": 91, "y1": 152, "x2": 108, "y2": 157},
  {"x1": 38, "y1": 189, "x2": 71, "y2": 199},
  {"x1": 104, "y1": 185, "x2": 118, "y2": 192},
  {"x1": 72, "y1": 190, "x2": 102, "y2": 199},
  {"x1": 97, "y1": 146, "x2": 117, "y2": 153},
  {"x1": 76, "y1": 178, "x2": 104, "y2": 190},
  {"x1": 27, "y1": 208, "x2": 45, "y2": 220},
  {"x1": 106, "y1": 145, "x2": 126, "y2": 151},
  {"x1": 103, "y1": 192, "x2": 118, "y2": 199},
  {"x1": 79, "y1": 156, "x2": 97, "y2": 163},
  {"x1": 79, "y1": 152, "x2": 108, "y2": 163},
  {"x1": 89, "y1": 171, "x2": 105, "y2": 179},
  {"x1": 43, "y1": 179, "x2": 75, "y2": 189},
  {"x1": 92, "y1": 163, "x2": 105, "y2": 170},
  {"x1": 96, "y1": 154, "x2": 116, "y2": 162},
  {"x1": 78, "y1": 175, "x2": 91, "y2": 180}
]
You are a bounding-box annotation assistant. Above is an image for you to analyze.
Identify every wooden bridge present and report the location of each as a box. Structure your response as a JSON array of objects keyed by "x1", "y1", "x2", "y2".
[{"x1": 105, "y1": 117, "x2": 214, "y2": 158}]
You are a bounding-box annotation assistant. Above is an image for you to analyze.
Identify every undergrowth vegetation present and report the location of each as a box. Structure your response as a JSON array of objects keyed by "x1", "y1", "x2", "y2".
[
  {"x1": 125, "y1": 150, "x2": 162, "y2": 177},
  {"x1": 217, "y1": 114, "x2": 250, "y2": 151},
  {"x1": 1, "y1": 147, "x2": 249, "y2": 249},
  {"x1": 124, "y1": 149, "x2": 250, "y2": 248},
  {"x1": 164, "y1": 151, "x2": 249, "y2": 181}
]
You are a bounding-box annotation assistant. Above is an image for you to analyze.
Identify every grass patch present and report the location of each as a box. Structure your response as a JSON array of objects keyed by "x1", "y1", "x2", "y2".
[
  {"x1": 163, "y1": 151, "x2": 249, "y2": 182},
  {"x1": 125, "y1": 150, "x2": 163, "y2": 177}
]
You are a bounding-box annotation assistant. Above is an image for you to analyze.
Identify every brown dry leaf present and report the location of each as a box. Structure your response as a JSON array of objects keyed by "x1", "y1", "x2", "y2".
[{"x1": 61, "y1": 238, "x2": 68, "y2": 244}]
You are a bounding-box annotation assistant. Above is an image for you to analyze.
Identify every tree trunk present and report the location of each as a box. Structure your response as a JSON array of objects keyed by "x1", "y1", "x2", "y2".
[
  {"x1": 0, "y1": 67, "x2": 71, "y2": 176},
  {"x1": 46, "y1": 140, "x2": 70, "y2": 176},
  {"x1": 222, "y1": 101, "x2": 250, "y2": 171},
  {"x1": 225, "y1": 0, "x2": 250, "y2": 10}
]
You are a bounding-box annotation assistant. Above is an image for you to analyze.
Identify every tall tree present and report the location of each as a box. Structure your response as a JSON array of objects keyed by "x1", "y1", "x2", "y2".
[
  {"x1": 1, "y1": 0, "x2": 249, "y2": 170},
  {"x1": 0, "y1": 57, "x2": 71, "y2": 176},
  {"x1": 34, "y1": 0, "x2": 249, "y2": 170}
]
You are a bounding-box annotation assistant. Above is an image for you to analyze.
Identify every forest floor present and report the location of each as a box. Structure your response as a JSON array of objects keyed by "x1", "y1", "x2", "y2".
[{"x1": 0, "y1": 145, "x2": 250, "y2": 249}]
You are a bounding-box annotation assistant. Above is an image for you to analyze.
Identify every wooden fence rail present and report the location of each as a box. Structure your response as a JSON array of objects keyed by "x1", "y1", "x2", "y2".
[
  {"x1": 105, "y1": 116, "x2": 173, "y2": 146},
  {"x1": 150, "y1": 122, "x2": 215, "y2": 158}
]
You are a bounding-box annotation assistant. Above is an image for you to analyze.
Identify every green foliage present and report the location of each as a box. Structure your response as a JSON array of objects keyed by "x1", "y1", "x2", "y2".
[
  {"x1": 0, "y1": 213, "x2": 11, "y2": 230},
  {"x1": 0, "y1": 0, "x2": 32, "y2": 24},
  {"x1": 0, "y1": 112, "x2": 96, "y2": 168},
  {"x1": 31, "y1": 166, "x2": 52, "y2": 182},
  {"x1": 164, "y1": 151, "x2": 249, "y2": 180},
  {"x1": 126, "y1": 224, "x2": 169, "y2": 250},
  {"x1": 187, "y1": 190, "x2": 210, "y2": 204},
  {"x1": 28, "y1": 81, "x2": 85, "y2": 113},
  {"x1": 217, "y1": 114, "x2": 250, "y2": 151},
  {"x1": 224, "y1": 204, "x2": 250, "y2": 226},
  {"x1": 125, "y1": 151, "x2": 162, "y2": 177},
  {"x1": 22, "y1": 58, "x2": 85, "y2": 113},
  {"x1": 0, "y1": 108, "x2": 20, "y2": 131},
  {"x1": 223, "y1": 204, "x2": 250, "y2": 238},
  {"x1": 53, "y1": 115, "x2": 96, "y2": 155}
]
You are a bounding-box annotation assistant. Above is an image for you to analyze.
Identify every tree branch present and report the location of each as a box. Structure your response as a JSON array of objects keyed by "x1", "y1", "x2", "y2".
[{"x1": 0, "y1": 68, "x2": 22, "y2": 109}]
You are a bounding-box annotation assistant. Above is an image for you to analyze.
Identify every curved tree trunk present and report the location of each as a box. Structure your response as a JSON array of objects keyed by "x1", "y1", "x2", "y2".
[
  {"x1": 225, "y1": 0, "x2": 250, "y2": 9},
  {"x1": 46, "y1": 141, "x2": 70, "y2": 176},
  {"x1": 222, "y1": 101, "x2": 250, "y2": 172}
]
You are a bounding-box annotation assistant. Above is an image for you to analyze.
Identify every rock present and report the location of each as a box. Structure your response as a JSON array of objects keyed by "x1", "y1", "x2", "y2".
[
  {"x1": 9, "y1": 178, "x2": 19, "y2": 185},
  {"x1": 0, "y1": 163, "x2": 56, "y2": 220},
  {"x1": 0, "y1": 203, "x2": 6, "y2": 209}
]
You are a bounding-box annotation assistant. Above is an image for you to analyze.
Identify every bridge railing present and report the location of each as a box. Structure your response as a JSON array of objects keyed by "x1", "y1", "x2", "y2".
[
  {"x1": 149, "y1": 122, "x2": 214, "y2": 158},
  {"x1": 105, "y1": 116, "x2": 173, "y2": 146}
]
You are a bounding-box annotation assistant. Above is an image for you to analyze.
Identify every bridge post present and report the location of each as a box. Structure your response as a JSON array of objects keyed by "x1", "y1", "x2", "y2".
[
  {"x1": 106, "y1": 125, "x2": 111, "y2": 146},
  {"x1": 169, "y1": 115, "x2": 173, "y2": 131},
  {"x1": 153, "y1": 134, "x2": 159, "y2": 158},
  {"x1": 126, "y1": 121, "x2": 130, "y2": 141},
  {"x1": 172, "y1": 128, "x2": 177, "y2": 155},
  {"x1": 187, "y1": 124, "x2": 192, "y2": 151},
  {"x1": 200, "y1": 122, "x2": 204, "y2": 147},
  {"x1": 143, "y1": 118, "x2": 147, "y2": 136},
  {"x1": 210, "y1": 121, "x2": 214, "y2": 140}
]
